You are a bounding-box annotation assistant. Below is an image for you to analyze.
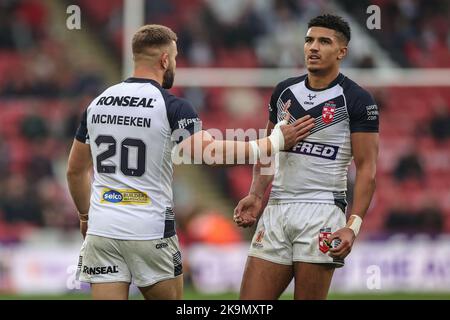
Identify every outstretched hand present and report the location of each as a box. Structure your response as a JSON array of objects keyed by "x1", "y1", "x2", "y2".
[{"x1": 233, "y1": 194, "x2": 263, "y2": 228}]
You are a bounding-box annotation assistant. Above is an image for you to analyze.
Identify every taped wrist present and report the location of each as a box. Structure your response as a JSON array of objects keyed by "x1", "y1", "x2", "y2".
[
  {"x1": 346, "y1": 214, "x2": 362, "y2": 236},
  {"x1": 268, "y1": 119, "x2": 287, "y2": 153}
]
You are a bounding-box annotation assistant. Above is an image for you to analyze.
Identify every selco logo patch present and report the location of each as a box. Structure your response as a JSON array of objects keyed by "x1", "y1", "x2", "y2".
[
  {"x1": 101, "y1": 189, "x2": 151, "y2": 205},
  {"x1": 103, "y1": 190, "x2": 123, "y2": 203}
]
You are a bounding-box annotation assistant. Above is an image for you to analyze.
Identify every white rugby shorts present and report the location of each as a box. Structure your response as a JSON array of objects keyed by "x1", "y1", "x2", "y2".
[
  {"x1": 248, "y1": 202, "x2": 346, "y2": 267},
  {"x1": 77, "y1": 234, "x2": 182, "y2": 287}
]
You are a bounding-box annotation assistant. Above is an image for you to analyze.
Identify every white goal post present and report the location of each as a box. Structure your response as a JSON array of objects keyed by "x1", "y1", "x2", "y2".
[{"x1": 174, "y1": 68, "x2": 450, "y2": 88}]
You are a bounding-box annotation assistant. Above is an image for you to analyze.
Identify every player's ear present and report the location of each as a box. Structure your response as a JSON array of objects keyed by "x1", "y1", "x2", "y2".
[
  {"x1": 337, "y1": 46, "x2": 347, "y2": 60},
  {"x1": 161, "y1": 52, "x2": 169, "y2": 70}
]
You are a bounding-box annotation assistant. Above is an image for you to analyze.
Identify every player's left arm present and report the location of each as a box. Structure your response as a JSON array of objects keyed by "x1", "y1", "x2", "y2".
[
  {"x1": 349, "y1": 132, "x2": 378, "y2": 222},
  {"x1": 329, "y1": 88, "x2": 379, "y2": 260},
  {"x1": 67, "y1": 139, "x2": 93, "y2": 238},
  {"x1": 328, "y1": 132, "x2": 378, "y2": 259}
]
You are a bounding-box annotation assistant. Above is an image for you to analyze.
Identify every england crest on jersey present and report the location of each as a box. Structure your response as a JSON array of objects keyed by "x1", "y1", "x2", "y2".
[{"x1": 322, "y1": 101, "x2": 336, "y2": 124}]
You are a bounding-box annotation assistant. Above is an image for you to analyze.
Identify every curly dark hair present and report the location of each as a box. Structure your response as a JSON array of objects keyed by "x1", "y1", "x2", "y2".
[{"x1": 308, "y1": 14, "x2": 351, "y2": 44}]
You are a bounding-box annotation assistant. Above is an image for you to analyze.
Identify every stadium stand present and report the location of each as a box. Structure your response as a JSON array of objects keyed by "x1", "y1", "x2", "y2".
[{"x1": 0, "y1": 0, "x2": 449, "y2": 246}]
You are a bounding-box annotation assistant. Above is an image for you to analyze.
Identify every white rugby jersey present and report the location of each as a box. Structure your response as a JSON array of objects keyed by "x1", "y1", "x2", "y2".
[
  {"x1": 268, "y1": 73, "x2": 379, "y2": 211},
  {"x1": 75, "y1": 78, "x2": 200, "y2": 240}
]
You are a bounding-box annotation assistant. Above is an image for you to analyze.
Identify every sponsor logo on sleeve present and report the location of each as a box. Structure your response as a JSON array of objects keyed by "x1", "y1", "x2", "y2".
[
  {"x1": 178, "y1": 117, "x2": 201, "y2": 129},
  {"x1": 366, "y1": 104, "x2": 379, "y2": 120}
]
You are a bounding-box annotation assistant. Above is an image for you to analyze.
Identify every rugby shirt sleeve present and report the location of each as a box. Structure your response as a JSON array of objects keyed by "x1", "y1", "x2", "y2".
[
  {"x1": 75, "y1": 108, "x2": 90, "y2": 144},
  {"x1": 166, "y1": 96, "x2": 202, "y2": 143},
  {"x1": 349, "y1": 89, "x2": 379, "y2": 133}
]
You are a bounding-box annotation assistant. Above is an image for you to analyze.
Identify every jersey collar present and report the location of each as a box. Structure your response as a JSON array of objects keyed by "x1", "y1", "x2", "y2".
[
  {"x1": 124, "y1": 77, "x2": 161, "y2": 87},
  {"x1": 304, "y1": 73, "x2": 345, "y2": 92}
]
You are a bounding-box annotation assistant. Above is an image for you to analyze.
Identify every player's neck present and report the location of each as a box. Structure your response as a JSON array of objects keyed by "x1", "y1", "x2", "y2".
[
  {"x1": 132, "y1": 68, "x2": 163, "y2": 86},
  {"x1": 307, "y1": 68, "x2": 340, "y2": 90}
]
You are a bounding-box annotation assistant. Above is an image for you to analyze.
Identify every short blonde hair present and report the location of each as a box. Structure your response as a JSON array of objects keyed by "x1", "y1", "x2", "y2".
[{"x1": 132, "y1": 24, "x2": 177, "y2": 55}]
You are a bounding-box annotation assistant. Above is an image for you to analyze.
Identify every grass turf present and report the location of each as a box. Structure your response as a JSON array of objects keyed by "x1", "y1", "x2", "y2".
[{"x1": 1, "y1": 289, "x2": 450, "y2": 300}]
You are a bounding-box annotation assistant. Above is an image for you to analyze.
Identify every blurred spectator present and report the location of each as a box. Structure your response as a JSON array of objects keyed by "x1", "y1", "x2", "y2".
[
  {"x1": 20, "y1": 109, "x2": 48, "y2": 141},
  {"x1": 384, "y1": 202, "x2": 417, "y2": 235},
  {"x1": 338, "y1": 0, "x2": 450, "y2": 68},
  {"x1": 26, "y1": 141, "x2": 54, "y2": 181},
  {"x1": 393, "y1": 148, "x2": 425, "y2": 182},
  {"x1": 385, "y1": 201, "x2": 444, "y2": 235},
  {"x1": 0, "y1": 175, "x2": 43, "y2": 226},
  {"x1": 36, "y1": 178, "x2": 78, "y2": 230},
  {"x1": 356, "y1": 54, "x2": 376, "y2": 68},
  {"x1": 0, "y1": 10, "x2": 15, "y2": 49},
  {"x1": 417, "y1": 202, "x2": 444, "y2": 234},
  {"x1": 429, "y1": 103, "x2": 450, "y2": 142},
  {"x1": 0, "y1": 138, "x2": 11, "y2": 180}
]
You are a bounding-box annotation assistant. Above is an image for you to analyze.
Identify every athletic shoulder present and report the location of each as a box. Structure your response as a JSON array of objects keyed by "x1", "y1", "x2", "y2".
[
  {"x1": 160, "y1": 89, "x2": 195, "y2": 112},
  {"x1": 157, "y1": 89, "x2": 201, "y2": 141},
  {"x1": 341, "y1": 75, "x2": 379, "y2": 133},
  {"x1": 341, "y1": 76, "x2": 374, "y2": 105}
]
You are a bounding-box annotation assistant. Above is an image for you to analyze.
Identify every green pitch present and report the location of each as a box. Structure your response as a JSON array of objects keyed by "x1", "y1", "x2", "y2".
[{"x1": 1, "y1": 288, "x2": 450, "y2": 300}]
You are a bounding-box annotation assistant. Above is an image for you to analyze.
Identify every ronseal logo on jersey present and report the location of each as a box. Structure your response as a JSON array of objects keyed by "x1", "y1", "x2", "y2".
[{"x1": 101, "y1": 189, "x2": 151, "y2": 205}]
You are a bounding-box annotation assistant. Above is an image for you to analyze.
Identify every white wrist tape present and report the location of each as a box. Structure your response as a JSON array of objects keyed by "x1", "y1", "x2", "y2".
[
  {"x1": 347, "y1": 214, "x2": 362, "y2": 236},
  {"x1": 249, "y1": 140, "x2": 260, "y2": 163},
  {"x1": 268, "y1": 119, "x2": 287, "y2": 153}
]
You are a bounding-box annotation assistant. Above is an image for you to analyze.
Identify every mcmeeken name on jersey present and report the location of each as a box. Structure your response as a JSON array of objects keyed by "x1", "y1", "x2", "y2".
[
  {"x1": 91, "y1": 114, "x2": 152, "y2": 128},
  {"x1": 91, "y1": 95, "x2": 154, "y2": 128}
]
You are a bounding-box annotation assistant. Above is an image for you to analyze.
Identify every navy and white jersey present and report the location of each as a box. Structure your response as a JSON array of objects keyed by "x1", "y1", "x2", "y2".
[
  {"x1": 268, "y1": 73, "x2": 379, "y2": 210},
  {"x1": 75, "y1": 78, "x2": 200, "y2": 240}
]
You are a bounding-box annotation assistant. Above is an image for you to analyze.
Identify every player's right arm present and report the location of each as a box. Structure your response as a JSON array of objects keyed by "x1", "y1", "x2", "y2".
[
  {"x1": 233, "y1": 120, "x2": 276, "y2": 228},
  {"x1": 232, "y1": 80, "x2": 296, "y2": 227},
  {"x1": 175, "y1": 110, "x2": 313, "y2": 165},
  {"x1": 66, "y1": 107, "x2": 92, "y2": 239},
  {"x1": 67, "y1": 139, "x2": 93, "y2": 239}
]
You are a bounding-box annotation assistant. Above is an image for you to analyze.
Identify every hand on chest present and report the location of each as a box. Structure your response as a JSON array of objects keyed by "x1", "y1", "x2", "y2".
[{"x1": 279, "y1": 89, "x2": 348, "y2": 135}]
